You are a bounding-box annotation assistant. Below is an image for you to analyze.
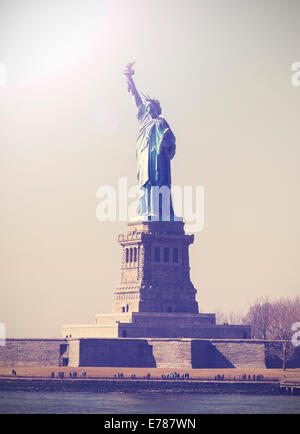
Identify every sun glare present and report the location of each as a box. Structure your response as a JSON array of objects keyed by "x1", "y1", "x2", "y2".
[{"x1": 3, "y1": 1, "x2": 110, "y2": 83}]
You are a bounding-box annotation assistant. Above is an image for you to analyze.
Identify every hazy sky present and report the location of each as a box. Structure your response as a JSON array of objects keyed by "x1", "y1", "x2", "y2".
[{"x1": 0, "y1": 0, "x2": 300, "y2": 337}]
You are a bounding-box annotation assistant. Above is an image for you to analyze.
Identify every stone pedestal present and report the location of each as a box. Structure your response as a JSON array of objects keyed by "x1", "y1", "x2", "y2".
[
  {"x1": 113, "y1": 221, "x2": 198, "y2": 314},
  {"x1": 62, "y1": 220, "x2": 251, "y2": 341}
]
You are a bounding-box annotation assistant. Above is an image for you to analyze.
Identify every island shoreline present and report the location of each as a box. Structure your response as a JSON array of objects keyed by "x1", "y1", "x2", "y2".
[{"x1": 0, "y1": 377, "x2": 284, "y2": 395}]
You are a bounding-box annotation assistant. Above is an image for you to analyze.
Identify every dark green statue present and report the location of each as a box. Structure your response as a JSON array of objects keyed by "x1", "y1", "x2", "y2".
[{"x1": 124, "y1": 62, "x2": 176, "y2": 220}]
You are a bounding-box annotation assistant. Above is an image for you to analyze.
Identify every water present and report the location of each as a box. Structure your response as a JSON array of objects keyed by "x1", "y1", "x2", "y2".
[{"x1": 0, "y1": 391, "x2": 299, "y2": 414}]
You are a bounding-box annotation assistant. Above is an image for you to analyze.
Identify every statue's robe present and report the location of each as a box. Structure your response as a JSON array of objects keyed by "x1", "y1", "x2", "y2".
[{"x1": 136, "y1": 104, "x2": 176, "y2": 188}]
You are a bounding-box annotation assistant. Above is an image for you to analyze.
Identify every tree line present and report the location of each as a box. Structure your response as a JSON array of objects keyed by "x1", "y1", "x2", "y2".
[{"x1": 215, "y1": 296, "x2": 300, "y2": 370}]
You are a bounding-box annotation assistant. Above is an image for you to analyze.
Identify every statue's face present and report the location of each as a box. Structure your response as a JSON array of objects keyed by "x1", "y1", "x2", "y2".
[{"x1": 146, "y1": 101, "x2": 161, "y2": 118}]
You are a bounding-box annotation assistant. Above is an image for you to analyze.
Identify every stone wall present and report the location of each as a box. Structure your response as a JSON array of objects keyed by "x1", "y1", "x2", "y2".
[
  {"x1": 2, "y1": 338, "x2": 298, "y2": 370},
  {"x1": 69, "y1": 338, "x2": 267, "y2": 369},
  {"x1": 0, "y1": 339, "x2": 66, "y2": 367},
  {"x1": 208, "y1": 340, "x2": 266, "y2": 369},
  {"x1": 149, "y1": 339, "x2": 192, "y2": 369},
  {"x1": 68, "y1": 339, "x2": 80, "y2": 367},
  {"x1": 70, "y1": 312, "x2": 250, "y2": 340},
  {"x1": 69, "y1": 338, "x2": 156, "y2": 368},
  {"x1": 118, "y1": 323, "x2": 250, "y2": 339}
]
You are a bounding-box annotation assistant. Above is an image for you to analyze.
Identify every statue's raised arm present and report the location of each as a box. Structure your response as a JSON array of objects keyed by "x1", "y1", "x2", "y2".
[{"x1": 124, "y1": 62, "x2": 143, "y2": 108}]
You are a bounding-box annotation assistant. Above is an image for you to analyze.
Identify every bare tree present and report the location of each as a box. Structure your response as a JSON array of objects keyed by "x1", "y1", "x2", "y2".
[
  {"x1": 215, "y1": 309, "x2": 228, "y2": 324},
  {"x1": 244, "y1": 296, "x2": 273, "y2": 339},
  {"x1": 215, "y1": 309, "x2": 244, "y2": 325},
  {"x1": 227, "y1": 311, "x2": 245, "y2": 325},
  {"x1": 268, "y1": 298, "x2": 300, "y2": 370},
  {"x1": 244, "y1": 296, "x2": 300, "y2": 370}
]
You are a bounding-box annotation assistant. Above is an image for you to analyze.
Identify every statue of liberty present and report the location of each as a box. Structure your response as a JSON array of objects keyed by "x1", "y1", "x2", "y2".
[{"x1": 124, "y1": 62, "x2": 177, "y2": 221}]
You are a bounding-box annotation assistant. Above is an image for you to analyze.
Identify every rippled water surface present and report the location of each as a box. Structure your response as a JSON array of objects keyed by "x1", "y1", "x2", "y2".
[{"x1": 0, "y1": 391, "x2": 299, "y2": 414}]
